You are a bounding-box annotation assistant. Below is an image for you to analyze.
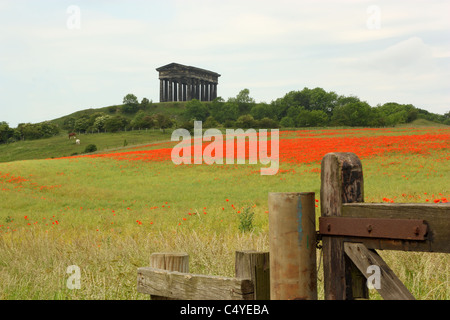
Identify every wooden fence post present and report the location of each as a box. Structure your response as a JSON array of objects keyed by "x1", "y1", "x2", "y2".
[
  {"x1": 235, "y1": 250, "x2": 270, "y2": 300},
  {"x1": 268, "y1": 192, "x2": 317, "y2": 300},
  {"x1": 320, "y1": 152, "x2": 368, "y2": 300},
  {"x1": 149, "y1": 252, "x2": 189, "y2": 300}
]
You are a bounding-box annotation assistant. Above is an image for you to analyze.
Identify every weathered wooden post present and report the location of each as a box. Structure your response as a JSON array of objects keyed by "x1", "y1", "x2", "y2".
[
  {"x1": 149, "y1": 252, "x2": 189, "y2": 300},
  {"x1": 320, "y1": 152, "x2": 368, "y2": 300},
  {"x1": 268, "y1": 192, "x2": 317, "y2": 300},
  {"x1": 235, "y1": 250, "x2": 270, "y2": 300}
]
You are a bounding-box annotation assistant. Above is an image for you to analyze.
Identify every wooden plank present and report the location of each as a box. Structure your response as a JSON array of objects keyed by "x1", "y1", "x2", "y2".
[
  {"x1": 319, "y1": 217, "x2": 428, "y2": 240},
  {"x1": 137, "y1": 267, "x2": 254, "y2": 300},
  {"x1": 150, "y1": 252, "x2": 189, "y2": 272},
  {"x1": 344, "y1": 243, "x2": 415, "y2": 300},
  {"x1": 342, "y1": 203, "x2": 450, "y2": 253},
  {"x1": 148, "y1": 252, "x2": 189, "y2": 300},
  {"x1": 320, "y1": 152, "x2": 368, "y2": 300},
  {"x1": 235, "y1": 250, "x2": 270, "y2": 300}
]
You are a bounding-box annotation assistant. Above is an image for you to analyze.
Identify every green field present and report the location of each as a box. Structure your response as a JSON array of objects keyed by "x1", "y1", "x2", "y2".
[
  {"x1": 0, "y1": 126, "x2": 449, "y2": 300},
  {"x1": 0, "y1": 130, "x2": 174, "y2": 163}
]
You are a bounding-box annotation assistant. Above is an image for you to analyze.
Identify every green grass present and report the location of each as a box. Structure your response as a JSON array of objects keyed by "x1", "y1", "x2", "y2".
[
  {"x1": 0, "y1": 130, "x2": 173, "y2": 163},
  {"x1": 49, "y1": 101, "x2": 189, "y2": 128},
  {"x1": 0, "y1": 127, "x2": 449, "y2": 300},
  {"x1": 398, "y1": 118, "x2": 449, "y2": 127}
]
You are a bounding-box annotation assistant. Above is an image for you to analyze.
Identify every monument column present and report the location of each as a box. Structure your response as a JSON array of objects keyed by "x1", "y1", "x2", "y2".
[
  {"x1": 203, "y1": 82, "x2": 207, "y2": 101},
  {"x1": 208, "y1": 82, "x2": 212, "y2": 101},
  {"x1": 164, "y1": 80, "x2": 169, "y2": 102},
  {"x1": 173, "y1": 80, "x2": 178, "y2": 101},
  {"x1": 160, "y1": 79, "x2": 164, "y2": 102},
  {"x1": 195, "y1": 80, "x2": 200, "y2": 100},
  {"x1": 187, "y1": 79, "x2": 193, "y2": 101},
  {"x1": 178, "y1": 82, "x2": 182, "y2": 102},
  {"x1": 168, "y1": 80, "x2": 173, "y2": 101}
]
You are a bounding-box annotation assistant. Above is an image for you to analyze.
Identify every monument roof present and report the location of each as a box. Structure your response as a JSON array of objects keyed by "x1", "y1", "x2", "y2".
[{"x1": 156, "y1": 63, "x2": 221, "y2": 77}]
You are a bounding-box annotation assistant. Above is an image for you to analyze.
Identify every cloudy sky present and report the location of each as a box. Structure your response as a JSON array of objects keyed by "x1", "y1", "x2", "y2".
[{"x1": 1, "y1": 0, "x2": 449, "y2": 127}]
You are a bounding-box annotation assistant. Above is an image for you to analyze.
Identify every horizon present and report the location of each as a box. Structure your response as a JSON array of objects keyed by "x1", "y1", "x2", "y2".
[{"x1": 1, "y1": 0, "x2": 449, "y2": 128}]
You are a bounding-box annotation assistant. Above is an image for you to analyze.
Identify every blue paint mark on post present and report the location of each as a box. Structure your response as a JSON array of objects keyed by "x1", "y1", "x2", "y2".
[{"x1": 297, "y1": 197, "x2": 303, "y2": 244}]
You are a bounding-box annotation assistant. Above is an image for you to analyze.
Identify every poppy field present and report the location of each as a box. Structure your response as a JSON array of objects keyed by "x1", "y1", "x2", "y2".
[{"x1": 0, "y1": 126, "x2": 449, "y2": 299}]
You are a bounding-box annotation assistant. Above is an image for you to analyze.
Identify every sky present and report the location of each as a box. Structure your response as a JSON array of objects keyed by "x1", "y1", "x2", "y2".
[{"x1": 1, "y1": 0, "x2": 449, "y2": 128}]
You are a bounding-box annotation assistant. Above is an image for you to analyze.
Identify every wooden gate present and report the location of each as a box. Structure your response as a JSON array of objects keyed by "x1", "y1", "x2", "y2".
[
  {"x1": 319, "y1": 152, "x2": 449, "y2": 300},
  {"x1": 137, "y1": 152, "x2": 449, "y2": 300}
]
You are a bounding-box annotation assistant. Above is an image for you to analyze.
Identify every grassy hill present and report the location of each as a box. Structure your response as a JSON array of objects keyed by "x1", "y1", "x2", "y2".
[
  {"x1": 49, "y1": 101, "x2": 189, "y2": 129},
  {"x1": 0, "y1": 130, "x2": 173, "y2": 163}
]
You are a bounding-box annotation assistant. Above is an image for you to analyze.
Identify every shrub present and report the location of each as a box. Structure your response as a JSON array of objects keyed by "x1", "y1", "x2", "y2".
[
  {"x1": 84, "y1": 144, "x2": 97, "y2": 153},
  {"x1": 238, "y1": 207, "x2": 255, "y2": 233}
]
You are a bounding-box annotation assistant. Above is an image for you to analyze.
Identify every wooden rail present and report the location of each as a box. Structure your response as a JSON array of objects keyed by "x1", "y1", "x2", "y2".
[{"x1": 137, "y1": 251, "x2": 269, "y2": 300}]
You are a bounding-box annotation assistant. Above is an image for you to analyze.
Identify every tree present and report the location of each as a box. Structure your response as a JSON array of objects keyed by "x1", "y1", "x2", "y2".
[
  {"x1": 88, "y1": 112, "x2": 106, "y2": 127},
  {"x1": 0, "y1": 122, "x2": 14, "y2": 144},
  {"x1": 185, "y1": 99, "x2": 209, "y2": 121},
  {"x1": 331, "y1": 102, "x2": 372, "y2": 127},
  {"x1": 256, "y1": 117, "x2": 278, "y2": 129},
  {"x1": 39, "y1": 121, "x2": 60, "y2": 137},
  {"x1": 131, "y1": 110, "x2": 146, "y2": 129},
  {"x1": 308, "y1": 110, "x2": 329, "y2": 127},
  {"x1": 140, "y1": 97, "x2": 151, "y2": 110},
  {"x1": 235, "y1": 114, "x2": 256, "y2": 129},
  {"x1": 122, "y1": 93, "x2": 139, "y2": 113},
  {"x1": 104, "y1": 115, "x2": 129, "y2": 132},
  {"x1": 295, "y1": 108, "x2": 312, "y2": 127},
  {"x1": 250, "y1": 103, "x2": 276, "y2": 120},
  {"x1": 213, "y1": 101, "x2": 239, "y2": 123},
  {"x1": 233, "y1": 88, "x2": 255, "y2": 114},
  {"x1": 62, "y1": 117, "x2": 76, "y2": 131},
  {"x1": 74, "y1": 116, "x2": 90, "y2": 133},
  {"x1": 203, "y1": 116, "x2": 219, "y2": 128},
  {"x1": 155, "y1": 114, "x2": 173, "y2": 133},
  {"x1": 93, "y1": 115, "x2": 110, "y2": 132},
  {"x1": 309, "y1": 87, "x2": 338, "y2": 115},
  {"x1": 279, "y1": 116, "x2": 295, "y2": 128}
]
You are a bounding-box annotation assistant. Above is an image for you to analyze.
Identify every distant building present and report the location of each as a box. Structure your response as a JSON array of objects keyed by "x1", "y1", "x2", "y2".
[{"x1": 156, "y1": 63, "x2": 220, "y2": 102}]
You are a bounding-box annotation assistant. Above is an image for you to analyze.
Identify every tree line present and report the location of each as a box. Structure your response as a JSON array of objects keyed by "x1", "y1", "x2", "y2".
[
  {"x1": 0, "y1": 121, "x2": 60, "y2": 144},
  {"x1": 1, "y1": 88, "x2": 449, "y2": 145},
  {"x1": 183, "y1": 87, "x2": 450, "y2": 129}
]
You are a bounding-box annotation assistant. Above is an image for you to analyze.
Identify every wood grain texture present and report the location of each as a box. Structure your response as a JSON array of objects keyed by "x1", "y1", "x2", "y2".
[
  {"x1": 320, "y1": 152, "x2": 367, "y2": 300},
  {"x1": 344, "y1": 243, "x2": 415, "y2": 300},
  {"x1": 235, "y1": 250, "x2": 270, "y2": 300},
  {"x1": 137, "y1": 267, "x2": 254, "y2": 300}
]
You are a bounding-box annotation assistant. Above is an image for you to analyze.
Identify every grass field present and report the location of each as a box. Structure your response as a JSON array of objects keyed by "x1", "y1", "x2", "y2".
[
  {"x1": 0, "y1": 126, "x2": 449, "y2": 300},
  {"x1": 0, "y1": 130, "x2": 174, "y2": 163}
]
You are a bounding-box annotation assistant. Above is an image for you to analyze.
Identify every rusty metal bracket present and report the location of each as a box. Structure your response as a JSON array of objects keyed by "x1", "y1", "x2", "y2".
[{"x1": 319, "y1": 217, "x2": 428, "y2": 241}]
